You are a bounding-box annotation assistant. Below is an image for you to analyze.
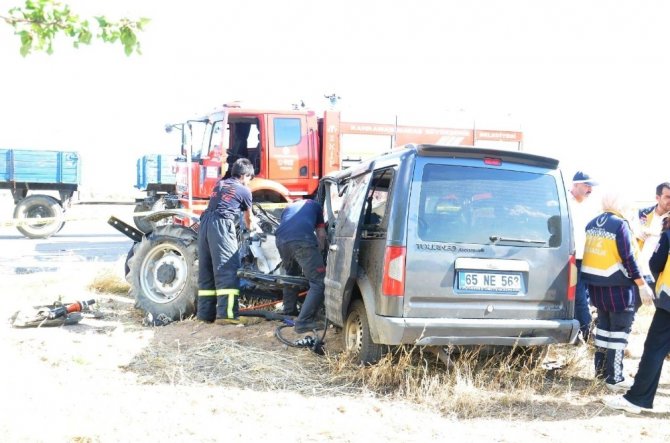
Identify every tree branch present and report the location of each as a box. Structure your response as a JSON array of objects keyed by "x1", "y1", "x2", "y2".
[{"x1": 2, "y1": 1, "x2": 149, "y2": 56}]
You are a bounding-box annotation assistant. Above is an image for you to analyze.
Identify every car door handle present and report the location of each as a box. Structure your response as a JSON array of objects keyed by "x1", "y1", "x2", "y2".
[{"x1": 329, "y1": 245, "x2": 338, "y2": 251}]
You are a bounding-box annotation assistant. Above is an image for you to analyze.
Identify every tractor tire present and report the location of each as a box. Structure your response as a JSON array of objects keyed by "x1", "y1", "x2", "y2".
[
  {"x1": 13, "y1": 195, "x2": 64, "y2": 239},
  {"x1": 134, "y1": 197, "x2": 172, "y2": 234},
  {"x1": 127, "y1": 225, "x2": 198, "y2": 321},
  {"x1": 124, "y1": 242, "x2": 138, "y2": 282},
  {"x1": 133, "y1": 200, "x2": 154, "y2": 233},
  {"x1": 344, "y1": 299, "x2": 387, "y2": 365}
]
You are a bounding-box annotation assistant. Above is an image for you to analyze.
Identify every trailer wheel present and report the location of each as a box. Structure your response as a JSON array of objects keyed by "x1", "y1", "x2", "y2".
[
  {"x1": 13, "y1": 195, "x2": 64, "y2": 239},
  {"x1": 127, "y1": 225, "x2": 198, "y2": 321},
  {"x1": 344, "y1": 299, "x2": 387, "y2": 365}
]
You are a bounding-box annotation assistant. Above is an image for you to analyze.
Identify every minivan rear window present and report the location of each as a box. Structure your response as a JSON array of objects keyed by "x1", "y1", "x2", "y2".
[{"x1": 418, "y1": 164, "x2": 561, "y2": 246}]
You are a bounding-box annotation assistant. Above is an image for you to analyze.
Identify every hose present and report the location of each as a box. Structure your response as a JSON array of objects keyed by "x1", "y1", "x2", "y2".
[
  {"x1": 238, "y1": 309, "x2": 295, "y2": 322},
  {"x1": 274, "y1": 319, "x2": 329, "y2": 355},
  {"x1": 238, "y1": 298, "x2": 328, "y2": 353}
]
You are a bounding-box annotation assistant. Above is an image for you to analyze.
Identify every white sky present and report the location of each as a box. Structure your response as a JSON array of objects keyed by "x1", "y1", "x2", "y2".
[{"x1": 1, "y1": 0, "x2": 669, "y2": 200}]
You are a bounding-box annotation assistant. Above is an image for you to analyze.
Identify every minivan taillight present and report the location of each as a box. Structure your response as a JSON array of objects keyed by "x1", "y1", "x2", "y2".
[
  {"x1": 567, "y1": 254, "x2": 577, "y2": 301},
  {"x1": 382, "y1": 246, "x2": 406, "y2": 296}
]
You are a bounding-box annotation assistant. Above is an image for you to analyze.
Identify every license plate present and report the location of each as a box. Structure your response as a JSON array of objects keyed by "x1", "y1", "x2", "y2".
[{"x1": 458, "y1": 271, "x2": 522, "y2": 292}]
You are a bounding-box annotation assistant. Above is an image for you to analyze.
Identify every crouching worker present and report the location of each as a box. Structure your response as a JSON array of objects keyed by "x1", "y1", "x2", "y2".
[
  {"x1": 197, "y1": 158, "x2": 256, "y2": 325},
  {"x1": 275, "y1": 198, "x2": 327, "y2": 333}
]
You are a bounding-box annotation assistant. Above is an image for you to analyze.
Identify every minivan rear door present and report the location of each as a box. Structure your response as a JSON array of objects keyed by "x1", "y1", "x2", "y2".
[
  {"x1": 404, "y1": 157, "x2": 570, "y2": 321},
  {"x1": 323, "y1": 170, "x2": 373, "y2": 326}
]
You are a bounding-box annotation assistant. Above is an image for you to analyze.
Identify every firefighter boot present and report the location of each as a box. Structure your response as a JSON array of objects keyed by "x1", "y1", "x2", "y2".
[{"x1": 215, "y1": 317, "x2": 252, "y2": 326}]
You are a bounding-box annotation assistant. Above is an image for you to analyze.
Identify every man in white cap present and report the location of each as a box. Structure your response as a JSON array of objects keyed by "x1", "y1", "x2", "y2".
[{"x1": 569, "y1": 170, "x2": 600, "y2": 342}]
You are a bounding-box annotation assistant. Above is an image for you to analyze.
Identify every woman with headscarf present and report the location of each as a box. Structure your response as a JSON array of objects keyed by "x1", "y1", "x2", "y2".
[{"x1": 580, "y1": 188, "x2": 655, "y2": 391}]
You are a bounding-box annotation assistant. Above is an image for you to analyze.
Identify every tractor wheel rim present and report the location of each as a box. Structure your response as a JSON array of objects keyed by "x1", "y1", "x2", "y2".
[{"x1": 140, "y1": 244, "x2": 187, "y2": 303}]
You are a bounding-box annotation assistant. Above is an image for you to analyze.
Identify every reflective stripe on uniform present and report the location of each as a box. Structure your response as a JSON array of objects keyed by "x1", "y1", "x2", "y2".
[
  {"x1": 198, "y1": 289, "x2": 217, "y2": 296},
  {"x1": 593, "y1": 327, "x2": 610, "y2": 338},
  {"x1": 215, "y1": 288, "x2": 240, "y2": 319},
  {"x1": 606, "y1": 330, "x2": 629, "y2": 339},
  {"x1": 593, "y1": 326, "x2": 629, "y2": 350},
  {"x1": 593, "y1": 339, "x2": 628, "y2": 350},
  {"x1": 581, "y1": 263, "x2": 625, "y2": 278},
  {"x1": 593, "y1": 328, "x2": 628, "y2": 339}
]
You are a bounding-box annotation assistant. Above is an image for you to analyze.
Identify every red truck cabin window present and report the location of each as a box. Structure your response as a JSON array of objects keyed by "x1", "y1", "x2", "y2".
[{"x1": 274, "y1": 118, "x2": 301, "y2": 147}]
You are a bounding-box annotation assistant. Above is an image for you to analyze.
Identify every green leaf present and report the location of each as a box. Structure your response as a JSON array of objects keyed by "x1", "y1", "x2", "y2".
[
  {"x1": 19, "y1": 36, "x2": 32, "y2": 57},
  {"x1": 137, "y1": 17, "x2": 151, "y2": 31},
  {"x1": 79, "y1": 29, "x2": 92, "y2": 45}
]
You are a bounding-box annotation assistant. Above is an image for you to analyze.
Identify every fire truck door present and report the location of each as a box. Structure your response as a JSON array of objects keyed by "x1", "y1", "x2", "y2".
[{"x1": 267, "y1": 114, "x2": 309, "y2": 181}]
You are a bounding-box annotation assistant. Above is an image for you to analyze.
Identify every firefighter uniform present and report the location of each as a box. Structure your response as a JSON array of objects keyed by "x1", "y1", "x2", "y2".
[
  {"x1": 581, "y1": 211, "x2": 643, "y2": 386},
  {"x1": 197, "y1": 177, "x2": 252, "y2": 322},
  {"x1": 275, "y1": 199, "x2": 327, "y2": 332}
]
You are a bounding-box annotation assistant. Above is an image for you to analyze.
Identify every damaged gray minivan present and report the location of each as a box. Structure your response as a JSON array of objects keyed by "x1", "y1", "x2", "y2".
[{"x1": 319, "y1": 144, "x2": 579, "y2": 364}]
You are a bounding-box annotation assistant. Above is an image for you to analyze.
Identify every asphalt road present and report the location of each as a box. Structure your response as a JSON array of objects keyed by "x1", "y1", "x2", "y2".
[{"x1": 0, "y1": 203, "x2": 137, "y2": 275}]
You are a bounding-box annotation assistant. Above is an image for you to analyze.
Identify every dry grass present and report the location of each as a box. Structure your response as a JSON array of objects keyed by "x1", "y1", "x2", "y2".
[
  {"x1": 125, "y1": 336, "x2": 362, "y2": 396},
  {"x1": 88, "y1": 273, "x2": 664, "y2": 420},
  {"x1": 125, "y1": 324, "x2": 610, "y2": 420},
  {"x1": 325, "y1": 344, "x2": 600, "y2": 419},
  {"x1": 86, "y1": 268, "x2": 130, "y2": 294}
]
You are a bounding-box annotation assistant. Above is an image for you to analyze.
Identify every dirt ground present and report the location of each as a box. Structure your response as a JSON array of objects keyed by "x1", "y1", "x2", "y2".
[{"x1": 1, "y1": 260, "x2": 669, "y2": 442}]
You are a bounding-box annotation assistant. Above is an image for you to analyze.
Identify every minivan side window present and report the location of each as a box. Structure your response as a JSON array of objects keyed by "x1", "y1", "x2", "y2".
[
  {"x1": 362, "y1": 168, "x2": 394, "y2": 228},
  {"x1": 418, "y1": 164, "x2": 561, "y2": 246}
]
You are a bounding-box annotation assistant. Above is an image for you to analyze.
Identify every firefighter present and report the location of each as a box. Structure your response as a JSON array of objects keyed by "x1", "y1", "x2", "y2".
[
  {"x1": 197, "y1": 158, "x2": 256, "y2": 325},
  {"x1": 275, "y1": 198, "x2": 327, "y2": 333}
]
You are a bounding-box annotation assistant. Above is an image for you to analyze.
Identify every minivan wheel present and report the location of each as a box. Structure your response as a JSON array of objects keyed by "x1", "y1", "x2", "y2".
[{"x1": 344, "y1": 300, "x2": 385, "y2": 365}]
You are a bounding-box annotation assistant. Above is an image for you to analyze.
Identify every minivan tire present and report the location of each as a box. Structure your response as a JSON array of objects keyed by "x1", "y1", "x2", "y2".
[{"x1": 344, "y1": 299, "x2": 385, "y2": 365}]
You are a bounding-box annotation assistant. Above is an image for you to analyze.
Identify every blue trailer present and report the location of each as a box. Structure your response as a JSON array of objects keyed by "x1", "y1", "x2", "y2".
[
  {"x1": 133, "y1": 154, "x2": 178, "y2": 232},
  {"x1": 0, "y1": 148, "x2": 81, "y2": 238}
]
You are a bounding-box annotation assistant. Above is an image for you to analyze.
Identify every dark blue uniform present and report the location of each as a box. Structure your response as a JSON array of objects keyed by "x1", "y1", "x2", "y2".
[
  {"x1": 275, "y1": 200, "x2": 326, "y2": 331},
  {"x1": 275, "y1": 199, "x2": 325, "y2": 247},
  {"x1": 624, "y1": 231, "x2": 670, "y2": 409},
  {"x1": 197, "y1": 177, "x2": 252, "y2": 322}
]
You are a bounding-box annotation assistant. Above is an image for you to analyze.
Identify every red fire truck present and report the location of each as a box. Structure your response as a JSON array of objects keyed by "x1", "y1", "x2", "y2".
[{"x1": 171, "y1": 104, "x2": 522, "y2": 215}]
